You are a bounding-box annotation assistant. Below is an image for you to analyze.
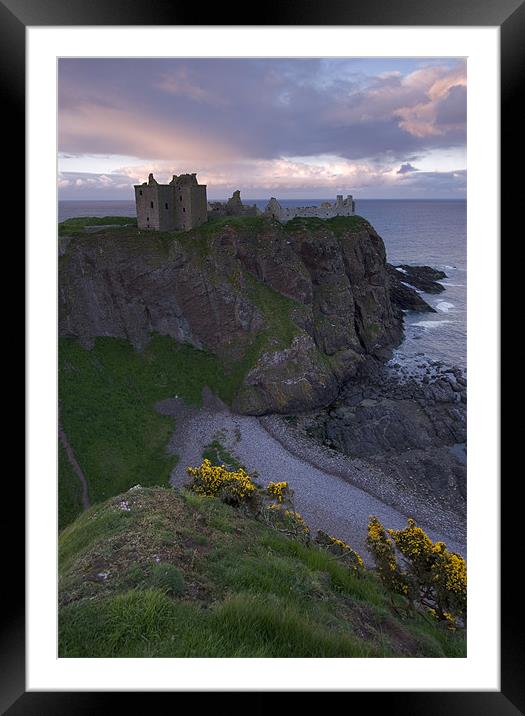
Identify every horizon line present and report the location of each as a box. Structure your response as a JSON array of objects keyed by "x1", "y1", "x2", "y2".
[{"x1": 59, "y1": 196, "x2": 467, "y2": 202}]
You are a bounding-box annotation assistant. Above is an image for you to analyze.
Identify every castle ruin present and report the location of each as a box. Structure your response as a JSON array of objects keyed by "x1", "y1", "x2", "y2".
[
  {"x1": 265, "y1": 195, "x2": 355, "y2": 223},
  {"x1": 134, "y1": 173, "x2": 207, "y2": 231},
  {"x1": 135, "y1": 173, "x2": 356, "y2": 231},
  {"x1": 207, "y1": 190, "x2": 260, "y2": 218}
]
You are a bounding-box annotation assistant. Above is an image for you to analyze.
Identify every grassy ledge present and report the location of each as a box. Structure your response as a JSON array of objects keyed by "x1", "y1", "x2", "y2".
[
  {"x1": 59, "y1": 215, "x2": 137, "y2": 236},
  {"x1": 283, "y1": 214, "x2": 369, "y2": 236}
]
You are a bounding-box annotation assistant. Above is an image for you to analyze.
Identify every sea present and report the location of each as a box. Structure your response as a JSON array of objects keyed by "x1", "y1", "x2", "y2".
[{"x1": 58, "y1": 199, "x2": 466, "y2": 372}]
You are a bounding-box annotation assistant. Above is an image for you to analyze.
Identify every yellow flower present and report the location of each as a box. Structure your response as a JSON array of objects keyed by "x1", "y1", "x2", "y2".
[
  {"x1": 186, "y1": 459, "x2": 256, "y2": 502},
  {"x1": 266, "y1": 481, "x2": 289, "y2": 503}
]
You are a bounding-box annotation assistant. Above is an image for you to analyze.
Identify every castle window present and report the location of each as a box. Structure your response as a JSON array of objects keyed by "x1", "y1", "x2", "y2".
[
  {"x1": 180, "y1": 196, "x2": 182, "y2": 201},
  {"x1": 139, "y1": 190, "x2": 142, "y2": 196},
  {"x1": 182, "y1": 207, "x2": 186, "y2": 213},
  {"x1": 165, "y1": 203, "x2": 168, "y2": 210},
  {"x1": 150, "y1": 201, "x2": 154, "y2": 208}
]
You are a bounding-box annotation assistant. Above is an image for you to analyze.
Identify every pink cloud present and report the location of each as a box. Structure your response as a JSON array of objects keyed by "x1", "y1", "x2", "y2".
[
  {"x1": 395, "y1": 66, "x2": 466, "y2": 138},
  {"x1": 59, "y1": 102, "x2": 237, "y2": 161}
]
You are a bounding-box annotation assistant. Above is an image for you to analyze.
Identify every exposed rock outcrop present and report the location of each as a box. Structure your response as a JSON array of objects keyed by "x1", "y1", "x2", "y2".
[
  {"x1": 292, "y1": 357, "x2": 466, "y2": 515},
  {"x1": 394, "y1": 265, "x2": 447, "y2": 294},
  {"x1": 387, "y1": 265, "x2": 437, "y2": 313}
]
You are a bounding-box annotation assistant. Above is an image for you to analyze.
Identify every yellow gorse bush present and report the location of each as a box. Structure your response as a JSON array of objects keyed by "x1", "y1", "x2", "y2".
[
  {"x1": 186, "y1": 459, "x2": 256, "y2": 506},
  {"x1": 388, "y1": 520, "x2": 434, "y2": 563},
  {"x1": 263, "y1": 480, "x2": 310, "y2": 542},
  {"x1": 284, "y1": 509, "x2": 310, "y2": 536},
  {"x1": 313, "y1": 530, "x2": 365, "y2": 577},
  {"x1": 186, "y1": 460, "x2": 466, "y2": 625},
  {"x1": 266, "y1": 481, "x2": 289, "y2": 503},
  {"x1": 265, "y1": 503, "x2": 310, "y2": 540},
  {"x1": 367, "y1": 516, "x2": 466, "y2": 626},
  {"x1": 367, "y1": 517, "x2": 412, "y2": 597},
  {"x1": 328, "y1": 535, "x2": 364, "y2": 576}
]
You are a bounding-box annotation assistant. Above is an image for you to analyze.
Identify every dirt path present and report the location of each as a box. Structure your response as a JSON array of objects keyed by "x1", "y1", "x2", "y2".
[
  {"x1": 58, "y1": 422, "x2": 90, "y2": 511},
  {"x1": 157, "y1": 391, "x2": 466, "y2": 561}
]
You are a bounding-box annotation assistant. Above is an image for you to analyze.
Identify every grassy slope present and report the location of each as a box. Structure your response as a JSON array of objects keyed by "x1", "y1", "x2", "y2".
[
  {"x1": 58, "y1": 323, "x2": 287, "y2": 527},
  {"x1": 58, "y1": 443, "x2": 83, "y2": 531},
  {"x1": 58, "y1": 335, "x2": 239, "y2": 524},
  {"x1": 59, "y1": 486, "x2": 466, "y2": 658}
]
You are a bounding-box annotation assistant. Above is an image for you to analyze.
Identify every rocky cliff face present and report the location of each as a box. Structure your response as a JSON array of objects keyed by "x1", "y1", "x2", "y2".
[{"x1": 59, "y1": 216, "x2": 407, "y2": 414}]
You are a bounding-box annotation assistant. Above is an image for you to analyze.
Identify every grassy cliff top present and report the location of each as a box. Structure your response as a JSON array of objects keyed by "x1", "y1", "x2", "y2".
[
  {"x1": 58, "y1": 213, "x2": 370, "y2": 238},
  {"x1": 59, "y1": 485, "x2": 466, "y2": 658}
]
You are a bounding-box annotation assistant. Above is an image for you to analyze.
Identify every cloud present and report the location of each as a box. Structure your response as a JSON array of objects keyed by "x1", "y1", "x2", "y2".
[
  {"x1": 58, "y1": 58, "x2": 467, "y2": 165},
  {"x1": 435, "y1": 85, "x2": 467, "y2": 126},
  {"x1": 58, "y1": 159, "x2": 466, "y2": 200},
  {"x1": 394, "y1": 66, "x2": 466, "y2": 138},
  {"x1": 156, "y1": 68, "x2": 228, "y2": 107},
  {"x1": 59, "y1": 101, "x2": 237, "y2": 161},
  {"x1": 397, "y1": 162, "x2": 419, "y2": 174}
]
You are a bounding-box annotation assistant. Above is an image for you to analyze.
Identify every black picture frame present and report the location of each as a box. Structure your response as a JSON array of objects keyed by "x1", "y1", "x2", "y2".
[{"x1": 7, "y1": 0, "x2": 515, "y2": 711}]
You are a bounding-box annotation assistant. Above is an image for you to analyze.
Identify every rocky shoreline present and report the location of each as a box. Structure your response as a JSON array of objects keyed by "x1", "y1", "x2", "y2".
[
  {"x1": 259, "y1": 408, "x2": 466, "y2": 548},
  {"x1": 283, "y1": 357, "x2": 466, "y2": 514},
  {"x1": 277, "y1": 263, "x2": 467, "y2": 521}
]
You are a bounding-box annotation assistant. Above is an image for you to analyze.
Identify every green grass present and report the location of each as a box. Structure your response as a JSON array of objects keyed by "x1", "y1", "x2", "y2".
[
  {"x1": 59, "y1": 588, "x2": 379, "y2": 658},
  {"x1": 58, "y1": 335, "x2": 238, "y2": 526},
  {"x1": 261, "y1": 533, "x2": 385, "y2": 606},
  {"x1": 59, "y1": 502, "x2": 134, "y2": 574},
  {"x1": 151, "y1": 216, "x2": 275, "y2": 261},
  {"x1": 58, "y1": 332, "x2": 280, "y2": 529},
  {"x1": 283, "y1": 214, "x2": 369, "y2": 236},
  {"x1": 58, "y1": 486, "x2": 466, "y2": 658},
  {"x1": 202, "y1": 439, "x2": 244, "y2": 471},
  {"x1": 58, "y1": 443, "x2": 84, "y2": 531},
  {"x1": 197, "y1": 215, "x2": 273, "y2": 235},
  {"x1": 244, "y1": 271, "x2": 304, "y2": 350},
  {"x1": 150, "y1": 563, "x2": 185, "y2": 596},
  {"x1": 59, "y1": 216, "x2": 137, "y2": 236}
]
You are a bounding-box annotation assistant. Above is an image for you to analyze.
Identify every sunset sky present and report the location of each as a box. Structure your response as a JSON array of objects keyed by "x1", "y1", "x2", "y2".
[{"x1": 58, "y1": 58, "x2": 466, "y2": 200}]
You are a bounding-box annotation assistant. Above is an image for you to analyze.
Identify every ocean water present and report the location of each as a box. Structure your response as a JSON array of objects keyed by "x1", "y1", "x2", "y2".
[{"x1": 58, "y1": 199, "x2": 466, "y2": 370}]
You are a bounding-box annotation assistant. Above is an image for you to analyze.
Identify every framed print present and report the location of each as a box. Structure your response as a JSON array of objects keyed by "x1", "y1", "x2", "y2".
[{"x1": 6, "y1": 0, "x2": 517, "y2": 710}]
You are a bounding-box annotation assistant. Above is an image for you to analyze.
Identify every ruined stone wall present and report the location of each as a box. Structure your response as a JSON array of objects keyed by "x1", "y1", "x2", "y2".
[
  {"x1": 207, "y1": 190, "x2": 260, "y2": 219},
  {"x1": 265, "y1": 196, "x2": 355, "y2": 223}
]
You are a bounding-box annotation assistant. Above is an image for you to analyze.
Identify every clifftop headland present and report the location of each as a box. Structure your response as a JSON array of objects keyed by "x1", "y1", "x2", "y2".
[{"x1": 60, "y1": 214, "x2": 430, "y2": 415}]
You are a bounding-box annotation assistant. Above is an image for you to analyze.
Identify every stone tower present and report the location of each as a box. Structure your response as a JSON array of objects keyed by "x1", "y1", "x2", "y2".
[{"x1": 134, "y1": 172, "x2": 207, "y2": 231}]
